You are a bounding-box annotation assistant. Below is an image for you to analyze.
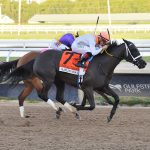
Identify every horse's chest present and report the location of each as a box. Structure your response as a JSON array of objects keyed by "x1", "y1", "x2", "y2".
[{"x1": 83, "y1": 72, "x2": 106, "y2": 88}]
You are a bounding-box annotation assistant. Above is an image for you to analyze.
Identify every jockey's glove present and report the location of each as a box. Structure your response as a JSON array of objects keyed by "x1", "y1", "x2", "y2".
[
  {"x1": 101, "y1": 45, "x2": 109, "y2": 53},
  {"x1": 103, "y1": 45, "x2": 109, "y2": 50}
]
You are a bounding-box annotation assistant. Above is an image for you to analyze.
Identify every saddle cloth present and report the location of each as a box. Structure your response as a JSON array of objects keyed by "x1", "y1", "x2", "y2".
[{"x1": 59, "y1": 51, "x2": 89, "y2": 75}]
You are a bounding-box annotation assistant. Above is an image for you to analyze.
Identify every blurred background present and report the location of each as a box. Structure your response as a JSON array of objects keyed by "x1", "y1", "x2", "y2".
[
  {"x1": 0, "y1": 0, "x2": 149, "y2": 39},
  {"x1": 0, "y1": 0, "x2": 149, "y2": 60}
]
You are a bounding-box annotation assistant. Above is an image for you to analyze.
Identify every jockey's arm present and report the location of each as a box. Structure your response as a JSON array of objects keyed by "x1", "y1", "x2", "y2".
[
  {"x1": 50, "y1": 39, "x2": 69, "y2": 51},
  {"x1": 49, "y1": 39, "x2": 59, "y2": 50},
  {"x1": 90, "y1": 44, "x2": 103, "y2": 56},
  {"x1": 89, "y1": 39, "x2": 102, "y2": 56},
  {"x1": 58, "y1": 44, "x2": 70, "y2": 51},
  {"x1": 91, "y1": 44, "x2": 109, "y2": 55}
]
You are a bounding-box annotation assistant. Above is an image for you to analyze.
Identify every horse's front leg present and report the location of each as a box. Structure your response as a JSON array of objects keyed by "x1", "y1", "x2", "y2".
[
  {"x1": 69, "y1": 93, "x2": 87, "y2": 108},
  {"x1": 73, "y1": 87, "x2": 113, "y2": 108},
  {"x1": 103, "y1": 85, "x2": 120, "y2": 122},
  {"x1": 81, "y1": 94, "x2": 87, "y2": 106},
  {"x1": 95, "y1": 88, "x2": 114, "y2": 105},
  {"x1": 73, "y1": 87, "x2": 95, "y2": 111}
]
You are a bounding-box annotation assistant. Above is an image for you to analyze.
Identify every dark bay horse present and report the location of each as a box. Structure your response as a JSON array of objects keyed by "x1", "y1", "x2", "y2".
[
  {"x1": 0, "y1": 51, "x2": 113, "y2": 118},
  {"x1": 5, "y1": 39, "x2": 146, "y2": 121}
]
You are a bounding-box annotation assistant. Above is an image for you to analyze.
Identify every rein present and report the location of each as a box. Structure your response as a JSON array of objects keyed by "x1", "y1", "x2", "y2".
[
  {"x1": 104, "y1": 47, "x2": 122, "y2": 60},
  {"x1": 104, "y1": 43, "x2": 141, "y2": 62}
]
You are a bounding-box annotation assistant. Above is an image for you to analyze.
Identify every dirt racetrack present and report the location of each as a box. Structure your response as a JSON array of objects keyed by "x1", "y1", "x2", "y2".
[{"x1": 0, "y1": 101, "x2": 150, "y2": 150}]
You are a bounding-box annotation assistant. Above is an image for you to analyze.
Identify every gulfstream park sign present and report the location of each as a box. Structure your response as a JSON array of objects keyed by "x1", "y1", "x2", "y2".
[
  {"x1": 123, "y1": 84, "x2": 150, "y2": 93},
  {"x1": 110, "y1": 83, "x2": 150, "y2": 94},
  {"x1": 0, "y1": 73, "x2": 150, "y2": 100},
  {"x1": 110, "y1": 74, "x2": 150, "y2": 97}
]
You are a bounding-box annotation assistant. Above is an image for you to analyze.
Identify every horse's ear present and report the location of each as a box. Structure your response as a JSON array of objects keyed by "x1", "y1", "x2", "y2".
[
  {"x1": 122, "y1": 38, "x2": 128, "y2": 44},
  {"x1": 122, "y1": 38, "x2": 126, "y2": 42}
]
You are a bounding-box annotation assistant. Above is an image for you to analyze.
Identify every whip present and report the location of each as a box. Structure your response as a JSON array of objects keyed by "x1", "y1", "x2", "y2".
[{"x1": 94, "y1": 16, "x2": 99, "y2": 34}]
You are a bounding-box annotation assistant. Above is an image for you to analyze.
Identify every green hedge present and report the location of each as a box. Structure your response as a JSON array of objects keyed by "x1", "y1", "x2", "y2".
[
  {"x1": 96, "y1": 96, "x2": 150, "y2": 106},
  {"x1": 0, "y1": 96, "x2": 150, "y2": 106}
]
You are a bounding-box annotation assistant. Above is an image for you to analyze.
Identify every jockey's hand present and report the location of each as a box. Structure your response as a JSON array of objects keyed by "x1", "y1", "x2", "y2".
[
  {"x1": 101, "y1": 45, "x2": 109, "y2": 54},
  {"x1": 103, "y1": 45, "x2": 109, "y2": 50}
]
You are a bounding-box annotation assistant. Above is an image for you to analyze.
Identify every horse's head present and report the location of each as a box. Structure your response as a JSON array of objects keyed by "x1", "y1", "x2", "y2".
[{"x1": 123, "y1": 39, "x2": 147, "y2": 69}]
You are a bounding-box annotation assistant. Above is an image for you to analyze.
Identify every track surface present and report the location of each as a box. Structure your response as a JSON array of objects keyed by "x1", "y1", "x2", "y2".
[{"x1": 0, "y1": 102, "x2": 150, "y2": 150}]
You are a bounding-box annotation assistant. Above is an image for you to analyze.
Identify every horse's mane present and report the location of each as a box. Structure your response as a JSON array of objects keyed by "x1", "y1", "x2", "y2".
[{"x1": 107, "y1": 41, "x2": 125, "y2": 51}]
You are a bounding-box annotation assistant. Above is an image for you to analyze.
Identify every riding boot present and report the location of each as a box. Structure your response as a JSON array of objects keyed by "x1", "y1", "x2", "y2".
[{"x1": 76, "y1": 52, "x2": 92, "y2": 68}]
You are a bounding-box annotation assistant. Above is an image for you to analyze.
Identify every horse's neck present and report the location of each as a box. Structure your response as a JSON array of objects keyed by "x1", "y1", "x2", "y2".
[
  {"x1": 101, "y1": 56, "x2": 121, "y2": 76},
  {"x1": 95, "y1": 44, "x2": 124, "y2": 76}
]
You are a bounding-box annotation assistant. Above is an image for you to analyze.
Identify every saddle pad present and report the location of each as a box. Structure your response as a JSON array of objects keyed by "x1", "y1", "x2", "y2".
[{"x1": 59, "y1": 51, "x2": 89, "y2": 75}]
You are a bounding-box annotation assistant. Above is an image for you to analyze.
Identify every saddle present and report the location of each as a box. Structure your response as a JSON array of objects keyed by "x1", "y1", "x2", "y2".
[{"x1": 59, "y1": 51, "x2": 91, "y2": 86}]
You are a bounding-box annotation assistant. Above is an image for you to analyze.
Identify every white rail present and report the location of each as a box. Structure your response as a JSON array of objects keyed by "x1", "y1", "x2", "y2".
[
  {"x1": 0, "y1": 39, "x2": 149, "y2": 61},
  {"x1": 0, "y1": 25, "x2": 150, "y2": 33}
]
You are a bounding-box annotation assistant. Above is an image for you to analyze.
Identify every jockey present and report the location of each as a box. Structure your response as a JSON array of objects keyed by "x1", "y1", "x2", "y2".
[
  {"x1": 50, "y1": 33, "x2": 75, "y2": 51},
  {"x1": 71, "y1": 31, "x2": 110, "y2": 68}
]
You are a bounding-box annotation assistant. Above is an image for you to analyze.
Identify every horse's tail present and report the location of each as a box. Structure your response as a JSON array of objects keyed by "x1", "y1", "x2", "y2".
[
  {"x1": 5, "y1": 59, "x2": 35, "y2": 87},
  {"x1": 0, "y1": 59, "x2": 19, "y2": 82}
]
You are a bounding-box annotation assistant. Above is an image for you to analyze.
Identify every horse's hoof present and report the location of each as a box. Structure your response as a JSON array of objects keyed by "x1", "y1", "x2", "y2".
[
  {"x1": 56, "y1": 111, "x2": 61, "y2": 119},
  {"x1": 69, "y1": 101, "x2": 76, "y2": 107},
  {"x1": 25, "y1": 115, "x2": 30, "y2": 118},
  {"x1": 75, "y1": 112, "x2": 81, "y2": 120},
  {"x1": 55, "y1": 107, "x2": 63, "y2": 119},
  {"x1": 58, "y1": 107, "x2": 63, "y2": 112},
  {"x1": 56, "y1": 113, "x2": 60, "y2": 119},
  {"x1": 107, "y1": 116, "x2": 111, "y2": 123}
]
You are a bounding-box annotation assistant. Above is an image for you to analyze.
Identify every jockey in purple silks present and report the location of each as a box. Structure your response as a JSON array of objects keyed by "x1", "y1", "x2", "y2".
[
  {"x1": 41, "y1": 33, "x2": 75, "y2": 52},
  {"x1": 59, "y1": 33, "x2": 75, "y2": 49}
]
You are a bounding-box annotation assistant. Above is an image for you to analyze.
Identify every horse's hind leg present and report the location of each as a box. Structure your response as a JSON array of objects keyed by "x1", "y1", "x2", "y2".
[
  {"x1": 18, "y1": 80, "x2": 33, "y2": 118},
  {"x1": 55, "y1": 80, "x2": 80, "y2": 119},
  {"x1": 39, "y1": 80, "x2": 56, "y2": 108},
  {"x1": 36, "y1": 76, "x2": 62, "y2": 118},
  {"x1": 31, "y1": 77, "x2": 43, "y2": 94}
]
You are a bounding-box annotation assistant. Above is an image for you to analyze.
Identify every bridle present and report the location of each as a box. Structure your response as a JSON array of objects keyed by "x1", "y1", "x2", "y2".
[
  {"x1": 124, "y1": 42, "x2": 141, "y2": 62},
  {"x1": 104, "y1": 42, "x2": 141, "y2": 63}
]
